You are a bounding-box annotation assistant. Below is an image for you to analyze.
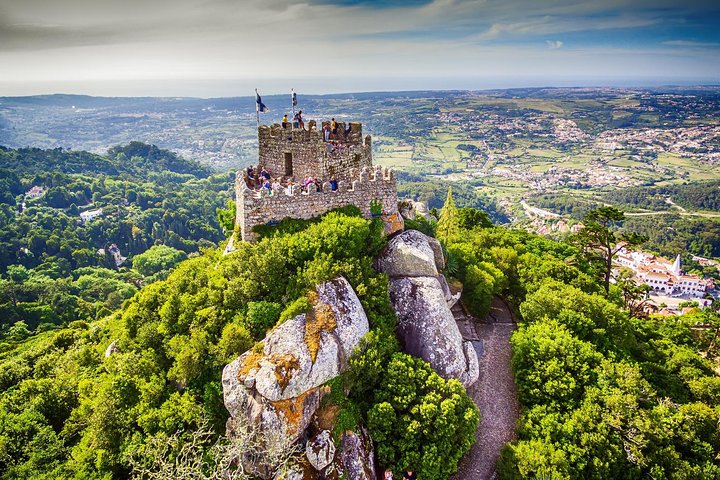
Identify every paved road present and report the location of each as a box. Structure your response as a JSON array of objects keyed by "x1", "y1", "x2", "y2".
[
  {"x1": 452, "y1": 297, "x2": 519, "y2": 480},
  {"x1": 624, "y1": 210, "x2": 720, "y2": 218},
  {"x1": 520, "y1": 200, "x2": 560, "y2": 219}
]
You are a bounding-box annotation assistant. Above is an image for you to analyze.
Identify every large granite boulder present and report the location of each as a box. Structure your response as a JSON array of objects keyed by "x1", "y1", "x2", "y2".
[
  {"x1": 376, "y1": 229, "x2": 478, "y2": 387},
  {"x1": 389, "y1": 276, "x2": 478, "y2": 387},
  {"x1": 375, "y1": 229, "x2": 444, "y2": 277},
  {"x1": 222, "y1": 277, "x2": 369, "y2": 477},
  {"x1": 341, "y1": 427, "x2": 376, "y2": 480},
  {"x1": 399, "y1": 200, "x2": 434, "y2": 222}
]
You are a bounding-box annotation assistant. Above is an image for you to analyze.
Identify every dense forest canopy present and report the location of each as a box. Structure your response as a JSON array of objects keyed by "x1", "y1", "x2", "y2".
[
  {"x1": 0, "y1": 197, "x2": 717, "y2": 479},
  {"x1": 0, "y1": 140, "x2": 719, "y2": 480},
  {"x1": 0, "y1": 145, "x2": 231, "y2": 341}
]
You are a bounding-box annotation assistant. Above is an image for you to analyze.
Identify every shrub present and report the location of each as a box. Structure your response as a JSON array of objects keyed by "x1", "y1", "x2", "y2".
[
  {"x1": 367, "y1": 353, "x2": 479, "y2": 480},
  {"x1": 244, "y1": 301, "x2": 283, "y2": 339}
]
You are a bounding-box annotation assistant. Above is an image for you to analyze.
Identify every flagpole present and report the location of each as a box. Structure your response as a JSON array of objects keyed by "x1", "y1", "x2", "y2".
[
  {"x1": 291, "y1": 88, "x2": 296, "y2": 118},
  {"x1": 255, "y1": 88, "x2": 260, "y2": 129}
]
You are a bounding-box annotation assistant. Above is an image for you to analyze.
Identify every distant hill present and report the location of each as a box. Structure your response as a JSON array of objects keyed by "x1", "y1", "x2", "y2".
[{"x1": 0, "y1": 142, "x2": 211, "y2": 178}]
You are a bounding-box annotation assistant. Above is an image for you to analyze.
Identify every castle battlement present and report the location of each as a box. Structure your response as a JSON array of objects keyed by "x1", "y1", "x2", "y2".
[
  {"x1": 258, "y1": 120, "x2": 372, "y2": 182},
  {"x1": 235, "y1": 120, "x2": 402, "y2": 242},
  {"x1": 259, "y1": 120, "x2": 367, "y2": 146}
]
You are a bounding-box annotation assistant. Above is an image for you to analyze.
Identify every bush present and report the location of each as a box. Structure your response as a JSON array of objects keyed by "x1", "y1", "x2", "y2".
[
  {"x1": 367, "y1": 353, "x2": 479, "y2": 480},
  {"x1": 132, "y1": 245, "x2": 187, "y2": 277},
  {"x1": 511, "y1": 319, "x2": 602, "y2": 410},
  {"x1": 404, "y1": 215, "x2": 436, "y2": 237},
  {"x1": 244, "y1": 301, "x2": 283, "y2": 339},
  {"x1": 461, "y1": 261, "x2": 505, "y2": 317}
]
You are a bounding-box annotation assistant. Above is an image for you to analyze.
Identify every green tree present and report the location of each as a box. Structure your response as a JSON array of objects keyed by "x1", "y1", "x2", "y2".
[
  {"x1": 573, "y1": 207, "x2": 646, "y2": 294},
  {"x1": 457, "y1": 207, "x2": 492, "y2": 230},
  {"x1": 615, "y1": 267, "x2": 652, "y2": 318},
  {"x1": 436, "y1": 187, "x2": 460, "y2": 244},
  {"x1": 216, "y1": 199, "x2": 236, "y2": 237},
  {"x1": 511, "y1": 318, "x2": 602, "y2": 409},
  {"x1": 132, "y1": 245, "x2": 187, "y2": 277},
  {"x1": 6, "y1": 320, "x2": 31, "y2": 341}
]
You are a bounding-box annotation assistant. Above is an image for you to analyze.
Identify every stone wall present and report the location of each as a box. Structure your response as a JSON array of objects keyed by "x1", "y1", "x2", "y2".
[
  {"x1": 236, "y1": 165, "x2": 399, "y2": 242},
  {"x1": 257, "y1": 121, "x2": 372, "y2": 182}
]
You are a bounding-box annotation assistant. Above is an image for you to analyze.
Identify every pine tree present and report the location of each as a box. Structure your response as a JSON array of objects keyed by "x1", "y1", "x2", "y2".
[{"x1": 437, "y1": 187, "x2": 460, "y2": 243}]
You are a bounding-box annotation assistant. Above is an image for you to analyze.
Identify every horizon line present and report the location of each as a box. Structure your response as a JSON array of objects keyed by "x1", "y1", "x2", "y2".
[{"x1": 3, "y1": 83, "x2": 720, "y2": 100}]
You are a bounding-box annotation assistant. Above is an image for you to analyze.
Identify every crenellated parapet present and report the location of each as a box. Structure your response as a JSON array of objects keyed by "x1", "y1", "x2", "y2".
[
  {"x1": 236, "y1": 165, "x2": 400, "y2": 242},
  {"x1": 257, "y1": 120, "x2": 372, "y2": 182}
]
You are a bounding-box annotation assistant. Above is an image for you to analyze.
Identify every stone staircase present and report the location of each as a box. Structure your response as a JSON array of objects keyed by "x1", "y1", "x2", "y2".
[
  {"x1": 453, "y1": 301, "x2": 479, "y2": 341},
  {"x1": 452, "y1": 300, "x2": 484, "y2": 357},
  {"x1": 453, "y1": 296, "x2": 516, "y2": 360}
]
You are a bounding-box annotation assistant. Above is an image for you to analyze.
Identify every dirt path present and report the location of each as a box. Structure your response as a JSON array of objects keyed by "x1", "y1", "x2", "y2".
[
  {"x1": 665, "y1": 196, "x2": 687, "y2": 213},
  {"x1": 452, "y1": 297, "x2": 519, "y2": 480}
]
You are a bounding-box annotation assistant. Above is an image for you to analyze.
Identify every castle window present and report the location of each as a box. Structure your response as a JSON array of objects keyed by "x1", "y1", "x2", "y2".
[
  {"x1": 284, "y1": 152, "x2": 293, "y2": 176},
  {"x1": 353, "y1": 153, "x2": 361, "y2": 164}
]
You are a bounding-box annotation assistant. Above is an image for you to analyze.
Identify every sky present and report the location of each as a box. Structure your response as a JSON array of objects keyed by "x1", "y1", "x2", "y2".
[{"x1": 1, "y1": 0, "x2": 719, "y2": 97}]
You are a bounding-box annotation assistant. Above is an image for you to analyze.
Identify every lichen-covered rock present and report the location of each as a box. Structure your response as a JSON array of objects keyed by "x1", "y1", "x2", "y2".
[
  {"x1": 341, "y1": 427, "x2": 376, "y2": 480},
  {"x1": 399, "y1": 200, "x2": 434, "y2": 222},
  {"x1": 389, "y1": 276, "x2": 479, "y2": 387},
  {"x1": 382, "y1": 212, "x2": 405, "y2": 237},
  {"x1": 437, "y1": 274, "x2": 462, "y2": 308},
  {"x1": 305, "y1": 430, "x2": 336, "y2": 471},
  {"x1": 437, "y1": 274, "x2": 452, "y2": 302},
  {"x1": 427, "y1": 235, "x2": 445, "y2": 271},
  {"x1": 222, "y1": 277, "x2": 369, "y2": 460},
  {"x1": 375, "y1": 229, "x2": 442, "y2": 277},
  {"x1": 273, "y1": 465, "x2": 305, "y2": 480}
]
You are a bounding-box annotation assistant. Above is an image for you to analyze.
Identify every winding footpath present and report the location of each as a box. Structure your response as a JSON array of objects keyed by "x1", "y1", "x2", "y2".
[{"x1": 452, "y1": 297, "x2": 520, "y2": 480}]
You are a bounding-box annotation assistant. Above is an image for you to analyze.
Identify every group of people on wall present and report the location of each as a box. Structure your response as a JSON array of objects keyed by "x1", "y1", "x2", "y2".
[
  {"x1": 279, "y1": 114, "x2": 351, "y2": 143},
  {"x1": 244, "y1": 166, "x2": 338, "y2": 196},
  {"x1": 281, "y1": 111, "x2": 305, "y2": 129}
]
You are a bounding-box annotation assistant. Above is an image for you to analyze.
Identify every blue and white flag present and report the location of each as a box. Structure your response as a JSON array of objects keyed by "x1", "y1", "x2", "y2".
[
  {"x1": 292, "y1": 90, "x2": 297, "y2": 107},
  {"x1": 255, "y1": 90, "x2": 269, "y2": 113}
]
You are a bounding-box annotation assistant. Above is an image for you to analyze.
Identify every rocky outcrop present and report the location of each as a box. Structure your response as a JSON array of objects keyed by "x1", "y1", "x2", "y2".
[
  {"x1": 377, "y1": 230, "x2": 479, "y2": 387},
  {"x1": 222, "y1": 277, "x2": 369, "y2": 476},
  {"x1": 341, "y1": 427, "x2": 375, "y2": 480},
  {"x1": 305, "y1": 430, "x2": 335, "y2": 471},
  {"x1": 400, "y1": 200, "x2": 434, "y2": 222},
  {"x1": 375, "y1": 228, "x2": 443, "y2": 277},
  {"x1": 382, "y1": 212, "x2": 405, "y2": 237},
  {"x1": 389, "y1": 276, "x2": 479, "y2": 386}
]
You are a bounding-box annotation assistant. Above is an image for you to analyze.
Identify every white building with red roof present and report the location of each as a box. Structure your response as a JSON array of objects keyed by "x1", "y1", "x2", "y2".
[{"x1": 615, "y1": 250, "x2": 706, "y2": 298}]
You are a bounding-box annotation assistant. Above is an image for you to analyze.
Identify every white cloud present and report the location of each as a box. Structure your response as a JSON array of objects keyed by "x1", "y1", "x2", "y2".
[
  {"x1": 476, "y1": 14, "x2": 660, "y2": 40},
  {"x1": 663, "y1": 40, "x2": 720, "y2": 47},
  {"x1": 0, "y1": 0, "x2": 718, "y2": 95}
]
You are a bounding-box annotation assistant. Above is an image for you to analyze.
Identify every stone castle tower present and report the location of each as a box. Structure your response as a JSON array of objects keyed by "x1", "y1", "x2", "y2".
[{"x1": 235, "y1": 119, "x2": 403, "y2": 242}]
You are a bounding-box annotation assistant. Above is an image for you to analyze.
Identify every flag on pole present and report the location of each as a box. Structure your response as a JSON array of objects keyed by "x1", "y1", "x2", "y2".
[
  {"x1": 255, "y1": 90, "x2": 269, "y2": 113},
  {"x1": 292, "y1": 90, "x2": 297, "y2": 107}
]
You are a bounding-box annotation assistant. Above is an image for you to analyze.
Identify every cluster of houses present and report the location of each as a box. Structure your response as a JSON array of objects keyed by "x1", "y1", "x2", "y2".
[
  {"x1": 615, "y1": 249, "x2": 711, "y2": 300},
  {"x1": 24, "y1": 185, "x2": 105, "y2": 223}
]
